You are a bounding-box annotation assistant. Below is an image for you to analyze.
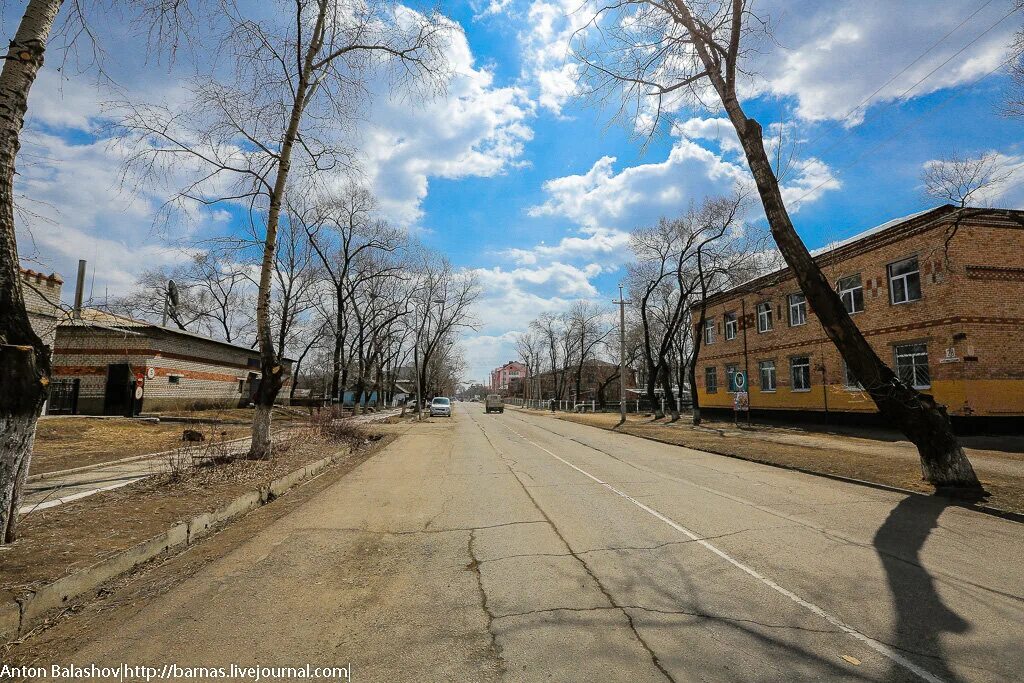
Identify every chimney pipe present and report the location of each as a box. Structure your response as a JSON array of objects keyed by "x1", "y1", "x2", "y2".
[{"x1": 73, "y1": 259, "x2": 86, "y2": 319}]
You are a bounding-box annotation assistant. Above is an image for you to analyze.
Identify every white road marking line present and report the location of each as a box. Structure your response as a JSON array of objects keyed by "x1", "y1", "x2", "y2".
[
  {"x1": 19, "y1": 478, "x2": 141, "y2": 514},
  {"x1": 498, "y1": 420, "x2": 947, "y2": 683}
]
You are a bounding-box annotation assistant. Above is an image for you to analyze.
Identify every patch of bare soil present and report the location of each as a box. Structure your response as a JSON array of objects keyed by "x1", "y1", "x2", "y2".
[
  {"x1": 555, "y1": 412, "x2": 1024, "y2": 515},
  {"x1": 0, "y1": 426, "x2": 389, "y2": 606},
  {"x1": 31, "y1": 419, "x2": 253, "y2": 475}
]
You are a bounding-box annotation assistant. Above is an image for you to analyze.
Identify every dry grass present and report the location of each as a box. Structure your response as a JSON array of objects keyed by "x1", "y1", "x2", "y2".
[
  {"x1": 31, "y1": 419, "x2": 252, "y2": 475},
  {"x1": 1, "y1": 424, "x2": 392, "y2": 604},
  {"x1": 549, "y1": 411, "x2": 1024, "y2": 515}
]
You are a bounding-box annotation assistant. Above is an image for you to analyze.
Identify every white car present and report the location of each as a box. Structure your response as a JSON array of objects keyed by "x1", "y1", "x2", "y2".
[{"x1": 429, "y1": 397, "x2": 452, "y2": 417}]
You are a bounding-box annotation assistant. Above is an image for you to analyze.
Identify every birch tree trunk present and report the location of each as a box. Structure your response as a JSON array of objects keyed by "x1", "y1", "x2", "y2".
[
  {"x1": 248, "y1": 7, "x2": 327, "y2": 460},
  {"x1": 0, "y1": 0, "x2": 64, "y2": 543}
]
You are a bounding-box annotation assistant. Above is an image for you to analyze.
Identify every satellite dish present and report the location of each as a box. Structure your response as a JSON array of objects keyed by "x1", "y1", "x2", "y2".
[{"x1": 167, "y1": 280, "x2": 179, "y2": 308}]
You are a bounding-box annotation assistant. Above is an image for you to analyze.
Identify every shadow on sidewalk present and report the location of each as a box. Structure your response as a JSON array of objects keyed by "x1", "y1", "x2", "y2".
[{"x1": 873, "y1": 495, "x2": 970, "y2": 683}]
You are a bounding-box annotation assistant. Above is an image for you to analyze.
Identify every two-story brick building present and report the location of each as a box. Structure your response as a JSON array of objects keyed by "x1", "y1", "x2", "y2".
[{"x1": 692, "y1": 205, "x2": 1024, "y2": 431}]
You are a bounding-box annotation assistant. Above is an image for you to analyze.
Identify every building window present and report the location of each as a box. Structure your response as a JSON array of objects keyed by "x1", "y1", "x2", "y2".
[
  {"x1": 759, "y1": 360, "x2": 776, "y2": 392},
  {"x1": 790, "y1": 356, "x2": 811, "y2": 391},
  {"x1": 168, "y1": 375, "x2": 181, "y2": 385},
  {"x1": 788, "y1": 293, "x2": 807, "y2": 326},
  {"x1": 888, "y1": 257, "x2": 921, "y2": 304},
  {"x1": 895, "y1": 343, "x2": 930, "y2": 389},
  {"x1": 724, "y1": 312, "x2": 738, "y2": 340},
  {"x1": 756, "y1": 302, "x2": 773, "y2": 333},
  {"x1": 726, "y1": 364, "x2": 741, "y2": 392},
  {"x1": 838, "y1": 274, "x2": 864, "y2": 314},
  {"x1": 842, "y1": 360, "x2": 863, "y2": 390},
  {"x1": 703, "y1": 318, "x2": 716, "y2": 345},
  {"x1": 704, "y1": 366, "x2": 718, "y2": 393}
]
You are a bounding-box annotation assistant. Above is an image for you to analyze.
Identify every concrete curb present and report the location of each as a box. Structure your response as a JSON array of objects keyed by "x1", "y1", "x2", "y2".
[
  {"x1": 3, "y1": 447, "x2": 349, "y2": 644},
  {"x1": 542, "y1": 411, "x2": 1024, "y2": 526}
]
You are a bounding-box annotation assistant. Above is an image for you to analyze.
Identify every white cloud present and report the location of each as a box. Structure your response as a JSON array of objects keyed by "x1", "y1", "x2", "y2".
[
  {"x1": 756, "y1": 0, "x2": 1017, "y2": 124},
  {"x1": 519, "y1": 0, "x2": 591, "y2": 115},
  {"x1": 14, "y1": 131, "x2": 225, "y2": 300},
  {"x1": 527, "y1": 123, "x2": 838, "y2": 231},
  {"x1": 354, "y1": 22, "x2": 534, "y2": 226}
]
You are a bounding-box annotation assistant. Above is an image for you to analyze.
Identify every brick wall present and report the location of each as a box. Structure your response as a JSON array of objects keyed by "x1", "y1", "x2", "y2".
[
  {"x1": 692, "y1": 210, "x2": 1024, "y2": 418},
  {"x1": 53, "y1": 324, "x2": 293, "y2": 413},
  {"x1": 19, "y1": 268, "x2": 63, "y2": 350}
]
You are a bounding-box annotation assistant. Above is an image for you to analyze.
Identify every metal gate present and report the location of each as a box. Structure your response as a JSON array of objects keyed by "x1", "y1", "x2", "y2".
[{"x1": 47, "y1": 378, "x2": 79, "y2": 415}]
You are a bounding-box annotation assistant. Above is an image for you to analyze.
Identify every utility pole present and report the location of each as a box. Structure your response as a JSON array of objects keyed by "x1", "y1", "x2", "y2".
[
  {"x1": 613, "y1": 284, "x2": 627, "y2": 426},
  {"x1": 413, "y1": 308, "x2": 422, "y2": 421}
]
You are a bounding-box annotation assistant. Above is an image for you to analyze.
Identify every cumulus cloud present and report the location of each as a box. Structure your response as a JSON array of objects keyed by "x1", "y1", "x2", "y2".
[
  {"x1": 341, "y1": 22, "x2": 534, "y2": 226},
  {"x1": 755, "y1": 0, "x2": 1016, "y2": 124},
  {"x1": 519, "y1": 0, "x2": 592, "y2": 115}
]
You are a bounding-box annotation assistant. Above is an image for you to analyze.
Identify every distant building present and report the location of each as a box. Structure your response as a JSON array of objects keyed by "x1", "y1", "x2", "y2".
[
  {"x1": 510, "y1": 358, "x2": 636, "y2": 405},
  {"x1": 490, "y1": 360, "x2": 528, "y2": 392},
  {"x1": 19, "y1": 266, "x2": 63, "y2": 350},
  {"x1": 50, "y1": 308, "x2": 292, "y2": 415},
  {"x1": 691, "y1": 205, "x2": 1024, "y2": 430}
]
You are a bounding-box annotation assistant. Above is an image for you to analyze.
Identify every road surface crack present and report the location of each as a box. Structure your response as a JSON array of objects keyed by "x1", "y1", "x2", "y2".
[
  {"x1": 467, "y1": 411, "x2": 678, "y2": 683},
  {"x1": 467, "y1": 528, "x2": 506, "y2": 675}
]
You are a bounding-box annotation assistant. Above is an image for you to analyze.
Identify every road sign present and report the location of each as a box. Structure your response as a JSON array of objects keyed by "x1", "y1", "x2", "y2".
[
  {"x1": 733, "y1": 371, "x2": 746, "y2": 391},
  {"x1": 734, "y1": 391, "x2": 749, "y2": 411}
]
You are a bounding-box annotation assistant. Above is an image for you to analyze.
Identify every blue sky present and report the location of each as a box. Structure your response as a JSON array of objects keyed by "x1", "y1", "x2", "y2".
[{"x1": 12, "y1": 0, "x2": 1024, "y2": 382}]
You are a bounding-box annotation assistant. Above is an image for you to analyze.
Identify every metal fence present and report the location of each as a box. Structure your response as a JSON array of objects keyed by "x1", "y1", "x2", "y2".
[{"x1": 507, "y1": 396, "x2": 692, "y2": 414}]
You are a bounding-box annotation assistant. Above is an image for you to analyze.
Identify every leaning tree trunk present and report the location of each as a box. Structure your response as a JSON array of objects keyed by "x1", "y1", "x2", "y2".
[
  {"x1": 0, "y1": 0, "x2": 64, "y2": 544},
  {"x1": 688, "y1": 302, "x2": 708, "y2": 426},
  {"x1": 715, "y1": 89, "x2": 982, "y2": 494}
]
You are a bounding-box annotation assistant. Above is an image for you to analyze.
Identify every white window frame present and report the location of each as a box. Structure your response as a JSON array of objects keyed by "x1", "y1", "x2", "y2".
[
  {"x1": 788, "y1": 293, "x2": 807, "y2": 327},
  {"x1": 756, "y1": 302, "x2": 773, "y2": 333},
  {"x1": 842, "y1": 360, "x2": 863, "y2": 391},
  {"x1": 837, "y1": 274, "x2": 864, "y2": 314},
  {"x1": 724, "y1": 312, "x2": 738, "y2": 340},
  {"x1": 703, "y1": 318, "x2": 716, "y2": 345},
  {"x1": 888, "y1": 257, "x2": 922, "y2": 305},
  {"x1": 894, "y1": 343, "x2": 931, "y2": 389},
  {"x1": 759, "y1": 360, "x2": 776, "y2": 392},
  {"x1": 725, "y1": 364, "x2": 741, "y2": 392},
  {"x1": 705, "y1": 366, "x2": 718, "y2": 393},
  {"x1": 790, "y1": 356, "x2": 811, "y2": 391}
]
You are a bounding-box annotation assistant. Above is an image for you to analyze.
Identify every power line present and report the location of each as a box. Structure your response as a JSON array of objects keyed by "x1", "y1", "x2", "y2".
[
  {"x1": 800, "y1": 0, "x2": 997, "y2": 149},
  {"x1": 802, "y1": 1, "x2": 1021, "y2": 164},
  {"x1": 790, "y1": 49, "x2": 1021, "y2": 210}
]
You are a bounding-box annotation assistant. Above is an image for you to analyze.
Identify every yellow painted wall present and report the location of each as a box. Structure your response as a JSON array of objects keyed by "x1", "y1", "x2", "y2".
[{"x1": 697, "y1": 379, "x2": 1024, "y2": 416}]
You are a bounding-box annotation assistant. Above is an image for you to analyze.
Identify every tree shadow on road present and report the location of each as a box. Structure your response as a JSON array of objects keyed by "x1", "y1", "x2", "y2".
[{"x1": 873, "y1": 495, "x2": 970, "y2": 683}]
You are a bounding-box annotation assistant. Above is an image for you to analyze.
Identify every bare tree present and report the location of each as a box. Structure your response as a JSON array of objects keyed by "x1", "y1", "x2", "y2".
[
  {"x1": 105, "y1": 264, "x2": 210, "y2": 332},
  {"x1": 530, "y1": 312, "x2": 565, "y2": 400},
  {"x1": 513, "y1": 331, "x2": 544, "y2": 400},
  {"x1": 413, "y1": 253, "x2": 480, "y2": 398},
  {"x1": 574, "y1": 0, "x2": 984, "y2": 494},
  {"x1": 922, "y1": 151, "x2": 1015, "y2": 208},
  {"x1": 302, "y1": 185, "x2": 405, "y2": 402},
  {"x1": 117, "y1": 1, "x2": 450, "y2": 458},
  {"x1": 0, "y1": 1, "x2": 90, "y2": 542}
]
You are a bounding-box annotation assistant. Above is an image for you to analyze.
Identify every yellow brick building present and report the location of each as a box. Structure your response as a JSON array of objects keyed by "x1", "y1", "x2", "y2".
[{"x1": 691, "y1": 205, "x2": 1024, "y2": 431}]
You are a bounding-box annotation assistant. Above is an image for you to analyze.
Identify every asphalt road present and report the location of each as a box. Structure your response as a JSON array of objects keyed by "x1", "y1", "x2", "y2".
[{"x1": 24, "y1": 407, "x2": 1023, "y2": 682}]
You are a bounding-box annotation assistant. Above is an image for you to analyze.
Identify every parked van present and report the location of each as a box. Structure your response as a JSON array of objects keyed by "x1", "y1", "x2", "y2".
[{"x1": 484, "y1": 394, "x2": 504, "y2": 414}]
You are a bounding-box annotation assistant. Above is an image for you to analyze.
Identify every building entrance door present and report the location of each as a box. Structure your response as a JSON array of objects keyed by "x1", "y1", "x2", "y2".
[{"x1": 103, "y1": 363, "x2": 135, "y2": 416}]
